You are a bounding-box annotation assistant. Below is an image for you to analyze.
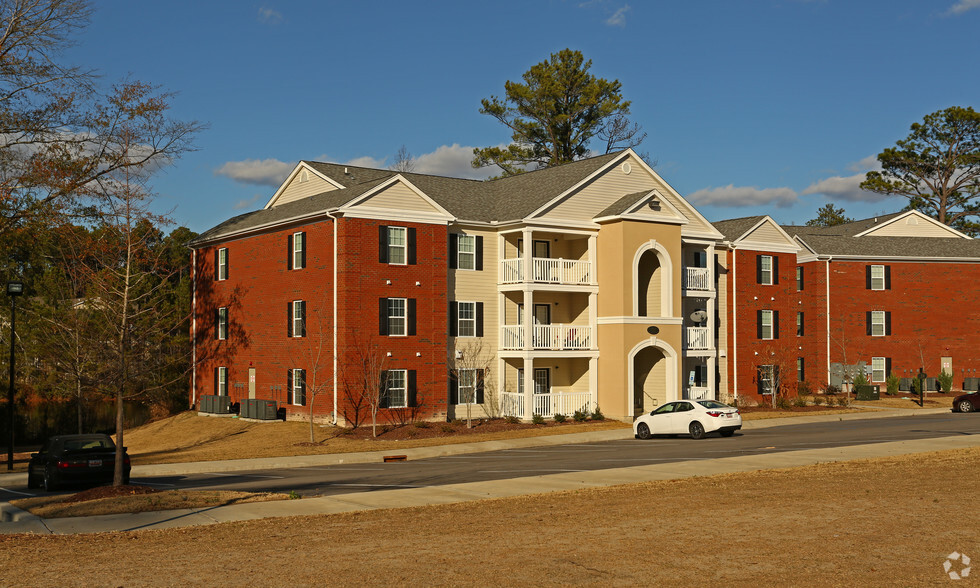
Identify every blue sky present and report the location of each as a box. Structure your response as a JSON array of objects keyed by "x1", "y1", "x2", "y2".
[{"x1": 67, "y1": 0, "x2": 980, "y2": 233}]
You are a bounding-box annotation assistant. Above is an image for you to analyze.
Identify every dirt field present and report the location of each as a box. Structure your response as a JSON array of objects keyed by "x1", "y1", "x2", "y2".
[{"x1": 3, "y1": 446, "x2": 977, "y2": 586}]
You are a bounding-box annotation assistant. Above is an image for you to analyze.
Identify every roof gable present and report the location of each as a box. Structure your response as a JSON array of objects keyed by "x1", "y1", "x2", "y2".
[
  {"x1": 853, "y1": 210, "x2": 970, "y2": 239},
  {"x1": 265, "y1": 162, "x2": 345, "y2": 208},
  {"x1": 339, "y1": 175, "x2": 455, "y2": 223},
  {"x1": 725, "y1": 216, "x2": 800, "y2": 253}
]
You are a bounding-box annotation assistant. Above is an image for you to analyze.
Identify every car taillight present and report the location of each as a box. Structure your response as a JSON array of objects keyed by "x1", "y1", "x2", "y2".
[
  {"x1": 57, "y1": 459, "x2": 88, "y2": 469},
  {"x1": 706, "y1": 411, "x2": 722, "y2": 417},
  {"x1": 124, "y1": 456, "x2": 130, "y2": 466}
]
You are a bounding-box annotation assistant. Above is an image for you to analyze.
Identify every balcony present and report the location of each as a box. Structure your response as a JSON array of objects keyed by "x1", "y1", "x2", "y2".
[
  {"x1": 499, "y1": 390, "x2": 595, "y2": 419},
  {"x1": 683, "y1": 386, "x2": 712, "y2": 401},
  {"x1": 500, "y1": 325, "x2": 592, "y2": 351},
  {"x1": 501, "y1": 258, "x2": 592, "y2": 285},
  {"x1": 684, "y1": 326, "x2": 711, "y2": 350},
  {"x1": 683, "y1": 267, "x2": 712, "y2": 291}
]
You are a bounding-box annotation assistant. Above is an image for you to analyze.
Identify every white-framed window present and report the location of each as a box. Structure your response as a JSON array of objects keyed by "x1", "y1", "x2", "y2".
[
  {"x1": 386, "y1": 369, "x2": 407, "y2": 408},
  {"x1": 458, "y1": 369, "x2": 477, "y2": 404},
  {"x1": 216, "y1": 366, "x2": 228, "y2": 396},
  {"x1": 796, "y1": 311, "x2": 803, "y2": 336},
  {"x1": 289, "y1": 368, "x2": 305, "y2": 406},
  {"x1": 797, "y1": 357, "x2": 805, "y2": 382},
  {"x1": 870, "y1": 265, "x2": 885, "y2": 290},
  {"x1": 458, "y1": 235, "x2": 476, "y2": 270},
  {"x1": 388, "y1": 298, "x2": 407, "y2": 336},
  {"x1": 760, "y1": 255, "x2": 773, "y2": 285},
  {"x1": 796, "y1": 266, "x2": 803, "y2": 291},
  {"x1": 291, "y1": 300, "x2": 306, "y2": 338},
  {"x1": 217, "y1": 248, "x2": 228, "y2": 281},
  {"x1": 759, "y1": 365, "x2": 774, "y2": 395},
  {"x1": 458, "y1": 301, "x2": 476, "y2": 337},
  {"x1": 760, "y1": 310, "x2": 774, "y2": 340},
  {"x1": 292, "y1": 232, "x2": 305, "y2": 270},
  {"x1": 217, "y1": 307, "x2": 228, "y2": 340},
  {"x1": 871, "y1": 311, "x2": 886, "y2": 337},
  {"x1": 388, "y1": 226, "x2": 407, "y2": 265},
  {"x1": 872, "y1": 357, "x2": 886, "y2": 383}
]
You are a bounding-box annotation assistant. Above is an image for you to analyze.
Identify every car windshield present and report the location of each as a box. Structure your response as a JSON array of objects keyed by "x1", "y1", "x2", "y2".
[
  {"x1": 697, "y1": 400, "x2": 731, "y2": 409},
  {"x1": 63, "y1": 438, "x2": 114, "y2": 451}
]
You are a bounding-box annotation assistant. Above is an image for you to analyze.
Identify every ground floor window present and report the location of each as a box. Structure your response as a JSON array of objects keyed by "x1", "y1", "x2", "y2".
[
  {"x1": 872, "y1": 357, "x2": 886, "y2": 383},
  {"x1": 458, "y1": 369, "x2": 476, "y2": 404},
  {"x1": 288, "y1": 368, "x2": 305, "y2": 406},
  {"x1": 758, "y1": 365, "x2": 775, "y2": 395},
  {"x1": 386, "y1": 369, "x2": 407, "y2": 408}
]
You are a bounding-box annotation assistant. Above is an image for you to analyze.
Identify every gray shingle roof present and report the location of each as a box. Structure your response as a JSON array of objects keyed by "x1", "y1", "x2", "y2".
[
  {"x1": 595, "y1": 191, "x2": 648, "y2": 218},
  {"x1": 711, "y1": 216, "x2": 767, "y2": 241},
  {"x1": 192, "y1": 151, "x2": 626, "y2": 245},
  {"x1": 791, "y1": 233, "x2": 980, "y2": 258}
]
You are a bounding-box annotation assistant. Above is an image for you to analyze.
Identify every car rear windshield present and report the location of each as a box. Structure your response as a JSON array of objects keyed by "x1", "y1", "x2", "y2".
[
  {"x1": 697, "y1": 400, "x2": 730, "y2": 409},
  {"x1": 63, "y1": 438, "x2": 114, "y2": 451}
]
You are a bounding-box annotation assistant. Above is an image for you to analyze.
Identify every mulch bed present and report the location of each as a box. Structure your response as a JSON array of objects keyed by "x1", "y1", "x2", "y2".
[
  {"x1": 297, "y1": 417, "x2": 610, "y2": 445},
  {"x1": 61, "y1": 485, "x2": 160, "y2": 504}
]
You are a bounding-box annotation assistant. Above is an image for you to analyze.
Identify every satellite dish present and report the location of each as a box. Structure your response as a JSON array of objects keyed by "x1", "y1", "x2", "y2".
[{"x1": 690, "y1": 310, "x2": 707, "y2": 323}]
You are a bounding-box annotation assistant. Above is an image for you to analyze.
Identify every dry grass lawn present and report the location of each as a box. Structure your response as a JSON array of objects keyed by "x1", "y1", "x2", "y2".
[
  {"x1": 11, "y1": 489, "x2": 287, "y2": 519},
  {"x1": 3, "y1": 447, "x2": 977, "y2": 586}
]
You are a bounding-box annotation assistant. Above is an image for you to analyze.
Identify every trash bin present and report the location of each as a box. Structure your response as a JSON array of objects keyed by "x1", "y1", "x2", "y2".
[{"x1": 855, "y1": 385, "x2": 880, "y2": 401}]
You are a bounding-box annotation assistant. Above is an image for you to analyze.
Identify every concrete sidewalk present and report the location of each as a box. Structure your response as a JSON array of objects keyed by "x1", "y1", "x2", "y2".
[{"x1": 0, "y1": 406, "x2": 962, "y2": 535}]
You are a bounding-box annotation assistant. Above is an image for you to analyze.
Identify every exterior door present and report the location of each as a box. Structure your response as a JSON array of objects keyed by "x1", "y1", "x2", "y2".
[
  {"x1": 248, "y1": 368, "x2": 256, "y2": 399},
  {"x1": 941, "y1": 357, "x2": 952, "y2": 379},
  {"x1": 534, "y1": 368, "x2": 551, "y2": 415},
  {"x1": 519, "y1": 304, "x2": 552, "y2": 348}
]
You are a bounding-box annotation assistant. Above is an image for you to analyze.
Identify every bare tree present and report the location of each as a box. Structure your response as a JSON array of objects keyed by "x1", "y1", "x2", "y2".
[
  {"x1": 755, "y1": 342, "x2": 797, "y2": 408},
  {"x1": 448, "y1": 340, "x2": 497, "y2": 428},
  {"x1": 389, "y1": 145, "x2": 417, "y2": 173},
  {"x1": 341, "y1": 334, "x2": 388, "y2": 437},
  {"x1": 598, "y1": 114, "x2": 647, "y2": 154},
  {"x1": 301, "y1": 293, "x2": 331, "y2": 443}
]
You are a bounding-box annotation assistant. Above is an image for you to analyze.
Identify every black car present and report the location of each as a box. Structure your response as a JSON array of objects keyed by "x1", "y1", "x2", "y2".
[
  {"x1": 952, "y1": 392, "x2": 979, "y2": 413},
  {"x1": 26, "y1": 434, "x2": 131, "y2": 491}
]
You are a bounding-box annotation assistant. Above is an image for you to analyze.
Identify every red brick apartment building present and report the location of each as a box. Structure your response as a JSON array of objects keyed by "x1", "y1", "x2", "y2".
[{"x1": 716, "y1": 211, "x2": 980, "y2": 404}]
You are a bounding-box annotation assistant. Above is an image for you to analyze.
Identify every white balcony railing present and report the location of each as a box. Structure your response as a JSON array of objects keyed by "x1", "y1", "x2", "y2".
[
  {"x1": 500, "y1": 391, "x2": 595, "y2": 419},
  {"x1": 683, "y1": 267, "x2": 711, "y2": 291},
  {"x1": 501, "y1": 257, "x2": 592, "y2": 285},
  {"x1": 684, "y1": 386, "x2": 711, "y2": 401},
  {"x1": 685, "y1": 326, "x2": 711, "y2": 350},
  {"x1": 499, "y1": 325, "x2": 592, "y2": 350}
]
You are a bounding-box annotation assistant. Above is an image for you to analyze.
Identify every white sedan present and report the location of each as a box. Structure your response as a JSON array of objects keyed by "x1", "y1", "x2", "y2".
[{"x1": 633, "y1": 399, "x2": 742, "y2": 440}]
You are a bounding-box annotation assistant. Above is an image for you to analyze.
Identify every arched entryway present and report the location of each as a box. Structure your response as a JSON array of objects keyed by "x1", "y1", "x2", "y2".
[
  {"x1": 628, "y1": 339, "x2": 678, "y2": 418},
  {"x1": 633, "y1": 240, "x2": 672, "y2": 318}
]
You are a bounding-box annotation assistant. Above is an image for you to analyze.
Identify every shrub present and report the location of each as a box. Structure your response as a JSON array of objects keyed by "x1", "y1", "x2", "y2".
[
  {"x1": 553, "y1": 413, "x2": 567, "y2": 423},
  {"x1": 853, "y1": 372, "x2": 869, "y2": 388},
  {"x1": 590, "y1": 406, "x2": 605, "y2": 421},
  {"x1": 812, "y1": 395, "x2": 825, "y2": 406},
  {"x1": 441, "y1": 424, "x2": 455, "y2": 433},
  {"x1": 824, "y1": 384, "x2": 840, "y2": 396},
  {"x1": 886, "y1": 371, "x2": 900, "y2": 396},
  {"x1": 531, "y1": 413, "x2": 545, "y2": 425},
  {"x1": 288, "y1": 490, "x2": 301, "y2": 500},
  {"x1": 505, "y1": 415, "x2": 520, "y2": 424},
  {"x1": 792, "y1": 395, "x2": 808, "y2": 408},
  {"x1": 775, "y1": 395, "x2": 792, "y2": 409},
  {"x1": 573, "y1": 410, "x2": 588, "y2": 422},
  {"x1": 797, "y1": 380, "x2": 813, "y2": 396},
  {"x1": 414, "y1": 421, "x2": 430, "y2": 429},
  {"x1": 938, "y1": 370, "x2": 953, "y2": 393}
]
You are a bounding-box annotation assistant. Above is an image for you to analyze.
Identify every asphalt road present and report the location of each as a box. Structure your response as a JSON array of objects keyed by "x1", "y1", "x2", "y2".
[{"x1": 4, "y1": 413, "x2": 978, "y2": 500}]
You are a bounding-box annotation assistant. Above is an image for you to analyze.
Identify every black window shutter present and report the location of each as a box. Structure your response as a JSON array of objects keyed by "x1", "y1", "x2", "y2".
[
  {"x1": 476, "y1": 302, "x2": 484, "y2": 337},
  {"x1": 866, "y1": 311, "x2": 872, "y2": 336},
  {"x1": 379, "y1": 226, "x2": 388, "y2": 263},
  {"x1": 476, "y1": 369, "x2": 485, "y2": 404},
  {"x1": 379, "y1": 372, "x2": 388, "y2": 408},
  {"x1": 214, "y1": 249, "x2": 219, "y2": 279},
  {"x1": 287, "y1": 234, "x2": 293, "y2": 270},
  {"x1": 214, "y1": 368, "x2": 219, "y2": 396},
  {"x1": 475, "y1": 236, "x2": 484, "y2": 271},
  {"x1": 408, "y1": 299, "x2": 416, "y2": 336},
  {"x1": 772, "y1": 256, "x2": 779, "y2": 284},
  {"x1": 287, "y1": 369, "x2": 293, "y2": 405},
  {"x1": 757, "y1": 310, "x2": 763, "y2": 339},
  {"x1": 885, "y1": 311, "x2": 892, "y2": 335},
  {"x1": 449, "y1": 301, "x2": 458, "y2": 336},
  {"x1": 215, "y1": 308, "x2": 220, "y2": 339},
  {"x1": 300, "y1": 301, "x2": 307, "y2": 337},
  {"x1": 449, "y1": 234, "x2": 458, "y2": 269},
  {"x1": 300, "y1": 232, "x2": 306, "y2": 268},
  {"x1": 756, "y1": 255, "x2": 763, "y2": 284},
  {"x1": 884, "y1": 265, "x2": 891, "y2": 289},
  {"x1": 885, "y1": 357, "x2": 892, "y2": 378},
  {"x1": 866, "y1": 266, "x2": 872, "y2": 289},
  {"x1": 407, "y1": 370, "x2": 417, "y2": 407},
  {"x1": 774, "y1": 366, "x2": 780, "y2": 393},
  {"x1": 799, "y1": 358, "x2": 805, "y2": 382},
  {"x1": 773, "y1": 311, "x2": 780, "y2": 339},
  {"x1": 287, "y1": 302, "x2": 293, "y2": 337},
  {"x1": 225, "y1": 249, "x2": 229, "y2": 277},
  {"x1": 798, "y1": 267, "x2": 804, "y2": 290},
  {"x1": 449, "y1": 370, "x2": 458, "y2": 404},
  {"x1": 408, "y1": 227, "x2": 417, "y2": 265},
  {"x1": 379, "y1": 298, "x2": 388, "y2": 336},
  {"x1": 299, "y1": 370, "x2": 306, "y2": 406}
]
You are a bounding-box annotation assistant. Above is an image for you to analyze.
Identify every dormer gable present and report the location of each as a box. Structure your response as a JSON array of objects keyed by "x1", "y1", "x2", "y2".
[
  {"x1": 265, "y1": 162, "x2": 345, "y2": 208},
  {"x1": 730, "y1": 216, "x2": 801, "y2": 253},
  {"x1": 337, "y1": 175, "x2": 455, "y2": 224},
  {"x1": 853, "y1": 210, "x2": 971, "y2": 239}
]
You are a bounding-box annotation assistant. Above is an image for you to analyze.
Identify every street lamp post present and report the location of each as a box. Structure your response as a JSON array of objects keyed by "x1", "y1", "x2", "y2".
[{"x1": 7, "y1": 281, "x2": 23, "y2": 471}]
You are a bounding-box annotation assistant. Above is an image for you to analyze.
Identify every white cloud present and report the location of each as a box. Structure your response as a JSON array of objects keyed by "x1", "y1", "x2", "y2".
[
  {"x1": 413, "y1": 144, "x2": 496, "y2": 180},
  {"x1": 846, "y1": 155, "x2": 880, "y2": 173},
  {"x1": 687, "y1": 184, "x2": 798, "y2": 208},
  {"x1": 946, "y1": 0, "x2": 980, "y2": 15},
  {"x1": 801, "y1": 172, "x2": 891, "y2": 202},
  {"x1": 258, "y1": 7, "x2": 283, "y2": 24},
  {"x1": 606, "y1": 4, "x2": 631, "y2": 27},
  {"x1": 214, "y1": 158, "x2": 295, "y2": 186},
  {"x1": 345, "y1": 155, "x2": 387, "y2": 169},
  {"x1": 234, "y1": 194, "x2": 263, "y2": 210}
]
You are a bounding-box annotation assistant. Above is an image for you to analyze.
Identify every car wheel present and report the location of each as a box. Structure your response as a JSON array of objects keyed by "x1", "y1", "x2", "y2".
[
  {"x1": 689, "y1": 421, "x2": 706, "y2": 440},
  {"x1": 636, "y1": 422, "x2": 652, "y2": 440},
  {"x1": 720, "y1": 429, "x2": 735, "y2": 437},
  {"x1": 958, "y1": 400, "x2": 975, "y2": 413},
  {"x1": 43, "y1": 467, "x2": 57, "y2": 492}
]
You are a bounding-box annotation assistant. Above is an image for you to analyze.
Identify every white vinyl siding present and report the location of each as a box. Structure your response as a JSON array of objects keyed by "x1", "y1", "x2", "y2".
[
  {"x1": 274, "y1": 172, "x2": 338, "y2": 207},
  {"x1": 356, "y1": 182, "x2": 441, "y2": 213}
]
